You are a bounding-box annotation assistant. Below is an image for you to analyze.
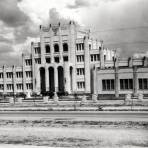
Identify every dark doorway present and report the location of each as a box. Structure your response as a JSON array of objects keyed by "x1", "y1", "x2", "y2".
[
  {"x1": 49, "y1": 67, "x2": 55, "y2": 92},
  {"x1": 70, "y1": 66, "x2": 73, "y2": 91},
  {"x1": 58, "y1": 66, "x2": 64, "y2": 91},
  {"x1": 40, "y1": 67, "x2": 46, "y2": 93}
]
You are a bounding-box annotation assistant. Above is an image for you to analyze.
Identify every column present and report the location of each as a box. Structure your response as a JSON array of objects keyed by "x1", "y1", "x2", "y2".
[
  {"x1": 40, "y1": 26, "x2": 45, "y2": 64},
  {"x1": 36, "y1": 67, "x2": 40, "y2": 93},
  {"x1": 115, "y1": 67, "x2": 119, "y2": 98},
  {"x1": 143, "y1": 57, "x2": 148, "y2": 67},
  {"x1": 54, "y1": 66, "x2": 58, "y2": 92},
  {"x1": 22, "y1": 54, "x2": 26, "y2": 93},
  {"x1": 100, "y1": 40, "x2": 104, "y2": 69},
  {"x1": 96, "y1": 39, "x2": 98, "y2": 49},
  {"x1": 3, "y1": 65, "x2": 6, "y2": 94},
  {"x1": 59, "y1": 24, "x2": 63, "y2": 63},
  {"x1": 84, "y1": 36, "x2": 91, "y2": 93},
  {"x1": 93, "y1": 66, "x2": 97, "y2": 94},
  {"x1": 69, "y1": 21, "x2": 76, "y2": 92},
  {"x1": 45, "y1": 66, "x2": 49, "y2": 91},
  {"x1": 128, "y1": 57, "x2": 133, "y2": 67},
  {"x1": 31, "y1": 42, "x2": 36, "y2": 92},
  {"x1": 92, "y1": 66, "x2": 98, "y2": 102},
  {"x1": 12, "y1": 65, "x2": 16, "y2": 94},
  {"x1": 133, "y1": 66, "x2": 138, "y2": 96},
  {"x1": 64, "y1": 63, "x2": 70, "y2": 93},
  {"x1": 49, "y1": 26, "x2": 54, "y2": 63}
]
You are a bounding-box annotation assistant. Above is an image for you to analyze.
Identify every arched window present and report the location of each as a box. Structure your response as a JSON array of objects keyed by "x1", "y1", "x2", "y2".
[
  {"x1": 54, "y1": 44, "x2": 59, "y2": 52},
  {"x1": 63, "y1": 43, "x2": 68, "y2": 52},
  {"x1": 45, "y1": 45, "x2": 50, "y2": 53}
]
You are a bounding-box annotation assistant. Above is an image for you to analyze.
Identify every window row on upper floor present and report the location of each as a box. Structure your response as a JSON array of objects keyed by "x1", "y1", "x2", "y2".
[
  {"x1": 34, "y1": 43, "x2": 68, "y2": 54},
  {"x1": 0, "y1": 83, "x2": 32, "y2": 90},
  {"x1": 76, "y1": 54, "x2": 100, "y2": 63},
  {"x1": 45, "y1": 43, "x2": 68, "y2": 53},
  {"x1": 34, "y1": 42, "x2": 102, "y2": 55},
  {"x1": 0, "y1": 71, "x2": 32, "y2": 79}
]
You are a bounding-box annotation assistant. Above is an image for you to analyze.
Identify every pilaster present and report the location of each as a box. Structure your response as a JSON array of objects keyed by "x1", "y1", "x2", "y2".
[
  {"x1": 45, "y1": 65, "x2": 49, "y2": 91},
  {"x1": 133, "y1": 66, "x2": 138, "y2": 97},
  {"x1": 12, "y1": 65, "x2": 16, "y2": 94},
  {"x1": 3, "y1": 65, "x2": 6, "y2": 94},
  {"x1": 31, "y1": 42, "x2": 36, "y2": 92},
  {"x1": 84, "y1": 36, "x2": 91, "y2": 93},
  {"x1": 114, "y1": 58, "x2": 119, "y2": 98},
  {"x1": 69, "y1": 21, "x2": 76, "y2": 92},
  {"x1": 58, "y1": 24, "x2": 63, "y2": 63},
  {"x1": 49, "y1": 25, "x2": 54, "y2": 63},
  {"x1": 100, "y1": 40, "x2": 104, "y2": 69},
  {"x1": 64, "y1": 63, "x2": 70, "y2": 93},
  {"x1": 36, "y1": 66, "x2": 40, "y2": 93},
  {"x1": 54, "y1": 65, "x2": 58, "y2": 92},
  {"x1": 93, "y1": 66, "x2": 97, "y2": 95},
  {"x1": 40, "y1": 26, "x2": 45, "y2": 64},
  {"x1": 22, "y1": 54, "x2": 26, "y2": 93}
]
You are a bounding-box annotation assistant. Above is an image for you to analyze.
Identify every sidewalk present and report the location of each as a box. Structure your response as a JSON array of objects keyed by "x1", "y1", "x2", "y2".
[{"x1": 0, "y1": 105, "x2": 148, "y2": 111}]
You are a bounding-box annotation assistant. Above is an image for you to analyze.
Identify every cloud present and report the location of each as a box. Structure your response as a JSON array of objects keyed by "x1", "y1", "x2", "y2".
[
  {"x1": 67, "y1": 0, "x2": 91, "y2": 9},
  {"x1": 13, "y1": 21, "x2": 39, "y2": 43},
  {"x1": 49, "y1": 8, "x2": 72, "y2": 25},
  {"x1": 0, "y1": 0, "x2": 30, "y2": 27},
  {"x1": 67, "y1": 0, "x2": 119, "y2": 9},
  {"x1": 0, "y1": 0, "x2": 148, "y2": 66},
  {"x1": 0, "y1": 0, "x2": 39, "y2": 44},
  {"x1": 0, "y1": 43, "x2": 14, "y2": 54},
  {"x1": 81, "y1": 0, "x2": 148, "y2": 57},
  {"x1": 0, "y1": 36, "x2": 13, "y2": 44}
]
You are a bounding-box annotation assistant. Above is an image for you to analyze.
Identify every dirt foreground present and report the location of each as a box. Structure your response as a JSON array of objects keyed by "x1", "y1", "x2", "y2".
[{"x1": 0, "y1": 118, "x2": 148, "y2": 148}]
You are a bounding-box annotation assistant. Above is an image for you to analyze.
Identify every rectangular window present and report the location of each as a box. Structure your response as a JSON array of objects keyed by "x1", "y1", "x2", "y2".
[
  {"x1": 6, "y1": 72, "x2": 13, "y2": 78},
  {"x1": 76, "y1": 43, "x2": 84, "y2": 51},
  {"x1": 16, "y1": 72, "x2": 23, "y2": 78},
  {"x1": 104, "y1": 55, "x2": 106, "y2": 61},
  {"x1": 111, "y1": 79, "x2": 115, "y2": 90},
  {"x1": 0, "y1": 84, "x2": 4, "y2": 90},
  {"x1": 89, "y1": 44, "x2": 91, "y2": 50},
  {"x1": 102, "y1": 79, "x2": 115, "y2": 91},
  {"x1": 120, "y1": 79, "x2": 133, "y2": 90},
  {"x1": 34, "y1": 47, "x2": 41, "y2": 54},
  {"x1": 25, "y1": 59, "x2": 32, "y2": 66},
  {"x1": 26, "y1": 83, "x2": 33, "y2": 90},
  {"x1": 0, "y1": 73, "x2": 3, "y2": 79},
  {"x1": 76, "y1": 55, "x2": 84, "y2": 62},
  {"x1": 16, "y1": 84, "x2": 23, "y2": 90},
  {"x1": 77, "y1": 68, "x2": 85, "y2": 75},
  {"x1": 90, "y1": 54, "x2": 100, "y2": 62},
  {"x1": 63, "y1": 56, "x2": 68, "y2": 62},
  {"x1": 35, "y1": 58, "x2": 41, "y2": 64},
  {"x1": 46, "y1": 58, "x2": 51, "y2": 63},
  {"x1": 26, "y1": 71, "x2": 32, "y2": 78},
  {"x1": 7, "y1": 84, "x2": 13, "y2": 90},
  {"x1": 138, "y1": 78, "x2": 148, "y2": 90},
  {"x1": 77, "y1": 81, "x2": 85, "y2": 89},
  {"x1": 54, "y1": 57, "x2": 59, "y2": 63}
]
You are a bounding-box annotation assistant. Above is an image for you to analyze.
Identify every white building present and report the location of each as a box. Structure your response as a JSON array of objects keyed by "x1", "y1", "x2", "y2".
[
  {"x1": 0, "y1": 21, "x2": 115, "y2": 96},
  {"x1": 1, "y1": 21, "x2": 148, "y2": 98}
]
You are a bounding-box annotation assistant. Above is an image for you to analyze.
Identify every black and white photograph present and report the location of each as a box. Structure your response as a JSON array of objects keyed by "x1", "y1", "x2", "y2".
[{"x1": 0, "y1": 0, "x2": 148, "y2": 147}]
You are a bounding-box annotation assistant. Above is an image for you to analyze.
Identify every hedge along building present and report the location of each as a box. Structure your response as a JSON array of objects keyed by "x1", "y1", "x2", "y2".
[{"x1": 0, "y1": 21, "x2": 115, "y2": 96}]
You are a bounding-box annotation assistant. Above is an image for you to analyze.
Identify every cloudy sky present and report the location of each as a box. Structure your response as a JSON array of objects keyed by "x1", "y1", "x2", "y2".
[{"x1": 0, "y1": 0, "x2": 148, "y2": 66}]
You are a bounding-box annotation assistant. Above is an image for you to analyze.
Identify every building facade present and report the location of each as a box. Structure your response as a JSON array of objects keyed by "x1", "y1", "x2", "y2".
[
  {"x1": 0, "y1": 21, "x2": 115, "y2": 95},
  {"x1": 1, "y1": 21, "x2": 147, "y2": 97},
  {"x1": 93, "y1": 57, "x2": 148, "y2": 97}
]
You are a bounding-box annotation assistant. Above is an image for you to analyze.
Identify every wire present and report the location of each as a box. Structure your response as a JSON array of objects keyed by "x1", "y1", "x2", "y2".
[
  {"x1": 90, "y1": 26, "x2": 148, "y2": 34},
  {"x1": 104, "y1": 41, "x2": 148, "y2": 45}
]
